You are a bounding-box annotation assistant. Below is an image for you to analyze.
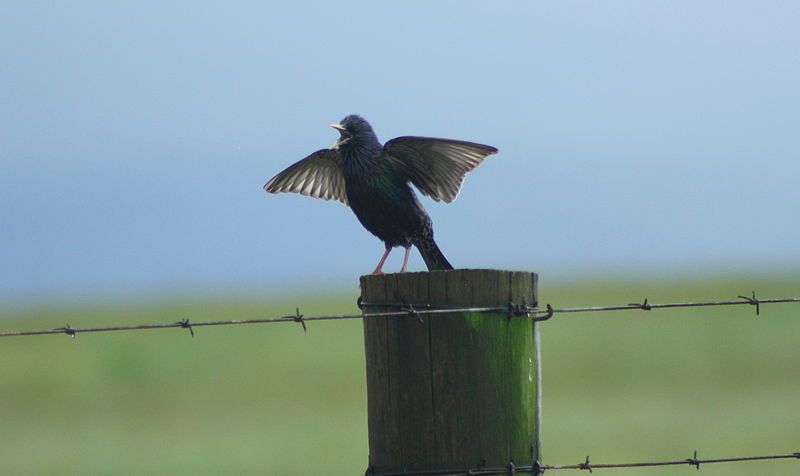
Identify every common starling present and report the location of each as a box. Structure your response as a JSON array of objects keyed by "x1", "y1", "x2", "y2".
[{"x1": 264, "y1": 115, "x2": 497, "y2": 274}]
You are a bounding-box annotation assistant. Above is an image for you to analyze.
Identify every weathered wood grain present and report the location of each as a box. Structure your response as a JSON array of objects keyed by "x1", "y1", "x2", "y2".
[{"x1": 362, "y1": 269, "x2": 540, "y2": 474}]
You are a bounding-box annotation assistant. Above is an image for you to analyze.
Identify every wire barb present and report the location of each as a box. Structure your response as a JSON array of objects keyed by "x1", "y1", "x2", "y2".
[
  {"x1": 400, "y1": 303, "x2": 424, "y2": 323},
  {"x1": 628, "y1": 298, "x2": 651, "y2": 310},
  {"x1": 293, "y1": 308, "x2": 307, "y2": 332},
  {"x1": 55, "y1": 324, "x2": 76, "y2": 338},
  {"x1": 178, "y1": 318, "x2": 194, "y2": 337},
  {"x1": 687, "y1": 450, "x2": 700, "y2": 469},
  {"x1": 578, "y1": 456, "x2": 592, "y2": 473},
  {"x1": 738, "y1": 291, "x2": 760, "y2": 315},
  {"x1": 508, "y1": 301, "x2": 527, "y2": 317},
  {"x1": 506, "y1": 461, "x2": 516, "y2": 475}
]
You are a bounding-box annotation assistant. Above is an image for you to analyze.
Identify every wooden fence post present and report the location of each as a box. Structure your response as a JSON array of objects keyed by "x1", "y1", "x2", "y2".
[{"x1": 361, "y1": 269, "x2": 541, "y2": 475}]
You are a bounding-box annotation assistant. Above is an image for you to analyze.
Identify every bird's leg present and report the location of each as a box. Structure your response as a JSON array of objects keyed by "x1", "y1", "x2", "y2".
[
  {"x1": 400, "y1": 246, "x2": 412, "y2": 273},
  {"x1": 372, "y1": 247, "x2": 392, "y2": 275}
]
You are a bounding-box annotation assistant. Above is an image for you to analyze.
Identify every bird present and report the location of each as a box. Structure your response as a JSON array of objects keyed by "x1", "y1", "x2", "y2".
[{"x1": 264, "y1": 115, "x2": 497, "y2": 274}]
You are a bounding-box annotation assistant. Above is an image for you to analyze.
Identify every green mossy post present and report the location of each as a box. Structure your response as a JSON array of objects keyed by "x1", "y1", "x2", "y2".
[{"x1": 361, "y1": 269, "x2": 541, "y2": 475}]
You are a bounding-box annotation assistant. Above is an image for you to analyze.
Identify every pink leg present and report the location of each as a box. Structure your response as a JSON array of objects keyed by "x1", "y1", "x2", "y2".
[
  {"x1": 372, "y1": 247, "x2": 392, "y2": 275},
  {"x1": 400, "y1": 246, "x2": 411, "y2": 273}
]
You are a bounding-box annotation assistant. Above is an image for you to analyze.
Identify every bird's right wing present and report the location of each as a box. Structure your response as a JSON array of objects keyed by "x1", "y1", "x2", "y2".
[{"x1": 263, "y1": 149, "x2": 348, "y2": 205}]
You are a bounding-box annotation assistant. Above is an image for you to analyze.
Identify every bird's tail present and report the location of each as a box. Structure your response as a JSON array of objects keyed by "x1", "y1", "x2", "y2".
[{"x1": 413, "y1": 235, "x2": 453, "y2": 271}]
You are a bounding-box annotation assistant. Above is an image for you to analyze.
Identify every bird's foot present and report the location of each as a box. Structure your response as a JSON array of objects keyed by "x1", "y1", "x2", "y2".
[
  {"x1": 371, "y1": 247, "x2": 392, "y2": 276},
  {"x1": 371, "y1": 269, "x2": 385, "y2": 276}
]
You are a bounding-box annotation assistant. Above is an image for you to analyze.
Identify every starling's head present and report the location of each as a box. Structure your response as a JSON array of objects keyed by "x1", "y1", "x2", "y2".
[{"x1": 330, "y1": 114, "x2": 379, "y2": 151}]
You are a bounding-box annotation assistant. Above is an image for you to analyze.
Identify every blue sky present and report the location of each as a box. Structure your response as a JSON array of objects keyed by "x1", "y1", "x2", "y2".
[{"x1": 1, "y1": 1, "x2": 798, "y2": 305}]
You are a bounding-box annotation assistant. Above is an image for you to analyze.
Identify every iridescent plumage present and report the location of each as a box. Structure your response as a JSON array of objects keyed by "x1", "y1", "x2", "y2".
[{"x1": 264, "y1": 115, "x2": 497, "y2": 274}]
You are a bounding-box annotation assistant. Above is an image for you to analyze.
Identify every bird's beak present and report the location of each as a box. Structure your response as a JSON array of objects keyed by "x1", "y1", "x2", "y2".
[{"x1": 330, "y1": 123, "x2": 350, "y2": 149}]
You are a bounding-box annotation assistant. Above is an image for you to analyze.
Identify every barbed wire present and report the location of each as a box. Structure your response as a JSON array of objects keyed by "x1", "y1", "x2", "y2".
[
  {"x1": 0, "y1": 291, "x2": 797, "y2": 339},
  {"x1": 540, "y1": 450, "x2": 800, "y2": 473},
  {"x1": 369, "y1": 451, "x2": 800, "y2": 475},
  {"x1": 3, "y1": 291, "x2": 799, "y2": 474}
]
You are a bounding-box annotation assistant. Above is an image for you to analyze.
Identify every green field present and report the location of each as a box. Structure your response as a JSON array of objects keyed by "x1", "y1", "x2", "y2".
[{"x1": 1, "y1": 273, "x2": 798, "y2": 475}]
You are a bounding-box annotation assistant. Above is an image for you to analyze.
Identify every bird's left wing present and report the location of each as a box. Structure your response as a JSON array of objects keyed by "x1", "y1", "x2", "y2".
[
  {"x1": 263, "y1": 149, "x2": 348, "y2": 205},
  {"x1": 383, "y1": 137, "x2": 498, "y2": 203}
]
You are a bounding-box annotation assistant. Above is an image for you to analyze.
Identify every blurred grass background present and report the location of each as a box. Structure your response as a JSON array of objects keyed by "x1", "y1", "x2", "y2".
[{"x1": 1, "y1": 273, "x2": 798, "y2": 475}]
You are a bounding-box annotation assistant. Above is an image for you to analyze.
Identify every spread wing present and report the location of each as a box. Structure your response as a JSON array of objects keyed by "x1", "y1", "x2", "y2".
[
  {"x1": 383, "y1": 136, "x2": 498, "y2": 203},
  {"x1": 263, "y1": 149, "x2": 348, "y2": 205}
]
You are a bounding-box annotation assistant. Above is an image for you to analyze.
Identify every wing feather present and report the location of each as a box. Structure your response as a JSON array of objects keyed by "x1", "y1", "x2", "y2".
[
  {"x1": 383, "y1": 136, "x2": 497, "y2": 203},
  {"x1": 263, "y1": 149, "x2": 348, "y2": 205}
]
